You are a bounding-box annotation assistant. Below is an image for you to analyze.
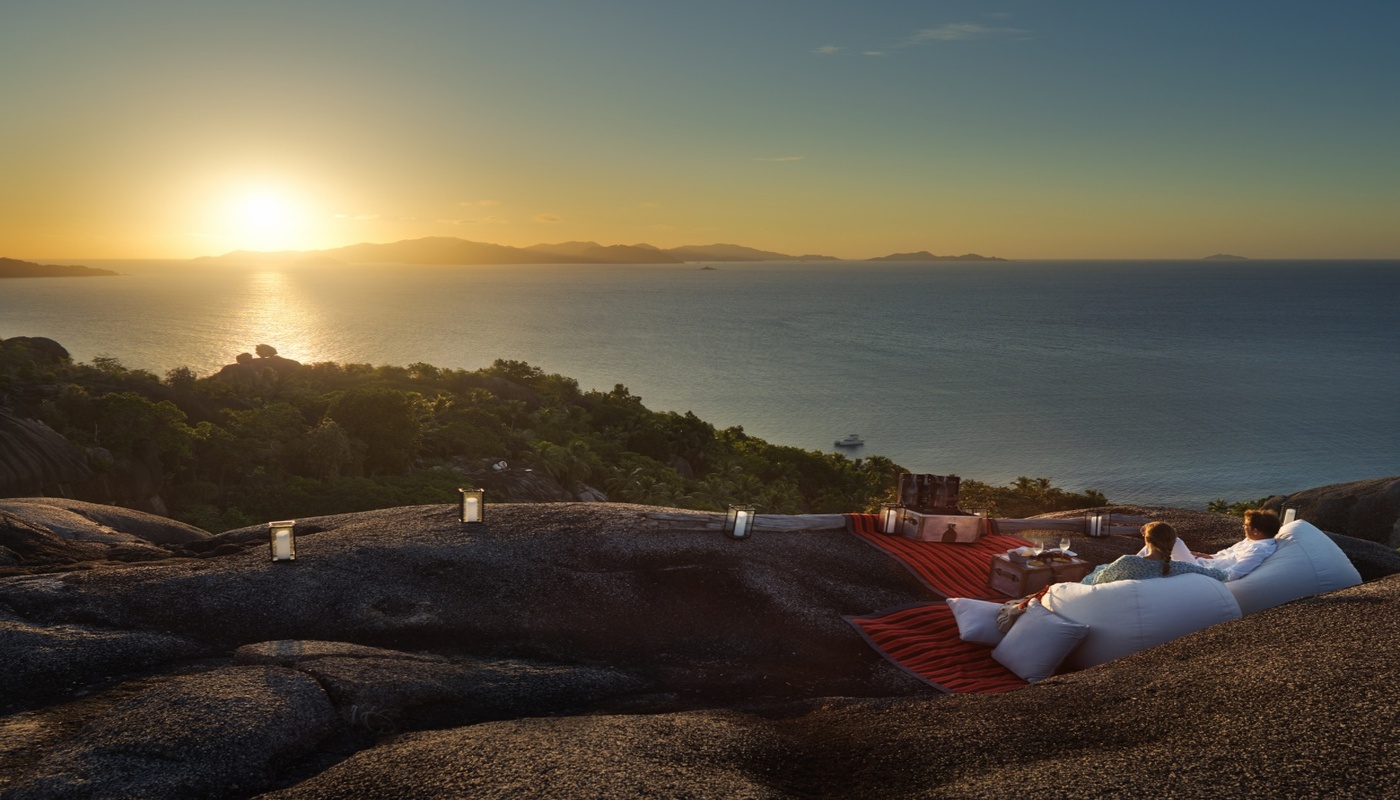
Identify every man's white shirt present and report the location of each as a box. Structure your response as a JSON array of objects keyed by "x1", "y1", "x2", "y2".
[{"x1": 1200, "y1": 538, "x2": 1278, "y2": 581}]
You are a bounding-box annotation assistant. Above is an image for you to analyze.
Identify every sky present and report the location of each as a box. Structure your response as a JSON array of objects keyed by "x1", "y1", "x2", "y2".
[{"x1": 3, "y1": 0, "x2": 1399, "y2": 261}]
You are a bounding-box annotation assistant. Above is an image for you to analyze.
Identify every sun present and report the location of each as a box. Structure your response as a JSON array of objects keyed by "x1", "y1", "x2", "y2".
[{"x1": 224, "y1": 185, "x2": 312, "y2": 252}]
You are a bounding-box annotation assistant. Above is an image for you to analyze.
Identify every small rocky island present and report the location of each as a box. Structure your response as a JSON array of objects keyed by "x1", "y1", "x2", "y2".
[
  {"x1": 0, "y1": 257, "x2": 119, "y2": 278},
  {"x1": 867, "y1": 251, "x2": 1008, "y2": 262}
]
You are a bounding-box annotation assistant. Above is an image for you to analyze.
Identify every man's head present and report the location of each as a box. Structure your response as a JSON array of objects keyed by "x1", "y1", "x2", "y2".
[{"x1": 1243, "y1": 509, "x2": 1281, "y2": 540}]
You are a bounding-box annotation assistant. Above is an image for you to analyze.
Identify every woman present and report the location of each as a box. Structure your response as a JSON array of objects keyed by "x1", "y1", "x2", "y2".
[{"x1": 1081, "y1": 521, "x2": 1228, "y2": 585}]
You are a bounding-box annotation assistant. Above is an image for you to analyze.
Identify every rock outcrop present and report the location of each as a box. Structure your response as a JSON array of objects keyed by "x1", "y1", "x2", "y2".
[
  {"x1": 0, "y1": 410, "x2": 95, "y2": 498},
  {"x1": 1266, "y1": 475, "x2": 1400, "y2": 548},
  {"x1": 1, "y1": 499, "x2": 1397, "y2": 798}
]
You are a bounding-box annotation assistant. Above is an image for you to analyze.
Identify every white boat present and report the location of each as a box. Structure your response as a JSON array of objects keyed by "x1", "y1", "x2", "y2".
[{"x1": 834, "y1": 434, "x2": 864, "y2": 447}]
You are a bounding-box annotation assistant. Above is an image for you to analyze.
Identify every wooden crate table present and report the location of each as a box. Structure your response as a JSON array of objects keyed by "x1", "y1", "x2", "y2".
[{"x1": 988, "y1": 553, "x2": 1092, "y2": 597}]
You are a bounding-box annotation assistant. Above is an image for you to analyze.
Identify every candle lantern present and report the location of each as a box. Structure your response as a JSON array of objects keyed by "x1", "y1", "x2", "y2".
[
  {"x1": 878, "y1": 503, "x2": 905, "y2": 535},
  {"x1": 269, "y1": 520, "x2": 297, "y2": 562},
  {"x1": 458, "y1": 488, "x2": 485, "y2": 523},
  {"x1": 1084, "y1": 510, "x2": 1112, "y2": 537},
  {"x1": 724, "y1": 504, "x2": 756, "y2": 540},
  {"x1": 1281, "y1": 506, "x2": 1298, "y2": 524}
]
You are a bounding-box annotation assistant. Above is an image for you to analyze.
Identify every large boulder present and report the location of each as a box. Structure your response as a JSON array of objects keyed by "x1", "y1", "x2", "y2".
[
  {"x1": 2, "y1": 501, "x2": 1398, "y2": 798},
  {"x1": 3, "y1": 666, "x2": 340, "y2": 800},
  {"x1": 1266, "y1": 475, "x2": 1400, "y2": 547},
  {"x1": 0, "y1": 504, "x2": 923, "y2": 708},
  {"x1": 0, "y1": 410, "x2": 94, "y2": 498}
]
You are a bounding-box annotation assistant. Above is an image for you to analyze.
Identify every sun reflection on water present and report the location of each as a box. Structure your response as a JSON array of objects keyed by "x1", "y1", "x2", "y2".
[{"x1": 229, "y1": 270, "x2": 327, "y2": 364}]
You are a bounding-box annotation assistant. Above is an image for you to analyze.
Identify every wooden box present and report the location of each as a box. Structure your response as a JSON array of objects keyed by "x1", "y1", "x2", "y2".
[
  {"x1": 899, "y1": 512, "x2": 985, "y2": 544},
  {"x1": 897, "y1": 473, "x2": 962, "y2": 513},
  {"x1": 988, "y1": 555, "x2": 1092, "y2": 597}
]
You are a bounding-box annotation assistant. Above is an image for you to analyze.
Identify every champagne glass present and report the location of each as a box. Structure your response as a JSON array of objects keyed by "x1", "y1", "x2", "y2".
[
  {"x1": 1032, "y1": 539, "x2": 1045, "y2": 557},
  {"x1": 1059, "y1": 536, "x2": 1072, "y2": 554}
]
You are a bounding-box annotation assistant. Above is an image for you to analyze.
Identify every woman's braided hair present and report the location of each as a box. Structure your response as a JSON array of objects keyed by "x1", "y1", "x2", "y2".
[{"x1": 1142, "y1": 521, "x2": 1177, "y2": 577}]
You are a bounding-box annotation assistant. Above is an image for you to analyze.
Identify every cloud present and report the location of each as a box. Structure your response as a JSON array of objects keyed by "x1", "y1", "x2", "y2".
[
  {"x1": 813, "y1": 45, "x2": 842, "y2": 55},
  {"x1": 862, "y1": 51, "x2": 888, "y2": 57},
  {"x1": 903, "y1": 23, "x2": 1030, "y2": 44},
  {"x1": 440, "y1": 215, "x2": 509, "y2": 226},
  {"x1": 459, "y1": 199, "x2": 500, "y2": 207},
  {"x1": 755, "y1": 155, "x2": 805, "y2": 162},
  {"x1": 534, "y1": 213, "x2": 561, "y2": 223}
]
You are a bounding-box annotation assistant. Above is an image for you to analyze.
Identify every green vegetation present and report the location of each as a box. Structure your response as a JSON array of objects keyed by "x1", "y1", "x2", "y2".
[
  {"x1": 1207, "y1": 496, "x2": 1270, "y2": 516},
  {"x1": 959, "y1": 476, "x2": 1109, "y2": 519},
  {"x1": 1, "y1": 340, "x2": 1108, "y2": 531}
]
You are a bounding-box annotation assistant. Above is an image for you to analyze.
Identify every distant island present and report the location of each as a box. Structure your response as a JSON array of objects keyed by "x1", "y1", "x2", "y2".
[
  {"x1": 1202, "y1": 253, "x2": 1249, "y2": 260},
  {"x1": 192, "y1": 238, "x2": 1008, "y2": 267},
  {"x1": 867, "y1": 251, "x2": 1008, "y2": 262},
  {"x1": 0, "y1": 257, "x2": 119, "y2": 278}
]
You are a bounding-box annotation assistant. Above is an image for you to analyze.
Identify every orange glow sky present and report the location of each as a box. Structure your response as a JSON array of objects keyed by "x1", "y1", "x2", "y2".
[{"x1": 3, "y1": 1, "x2": 1398, "y2": 261}]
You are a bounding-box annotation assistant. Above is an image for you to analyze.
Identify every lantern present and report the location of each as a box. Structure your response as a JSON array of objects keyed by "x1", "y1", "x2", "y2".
[
  {"x1": 269, "y1": 520, "x2": 297, "y2": 562},
  {"x1": 878, "y1": 503, "x2": 905, "y2": 535},
  {"x1": 724, "y1": 504, "x2": 756, "y2": 539},
  {"x1": 459, "y1": 488, "x2": 485, "y2": 523},
  {"x1": 1084, "y1": 510, "x2": 1112, "y2": 537}
]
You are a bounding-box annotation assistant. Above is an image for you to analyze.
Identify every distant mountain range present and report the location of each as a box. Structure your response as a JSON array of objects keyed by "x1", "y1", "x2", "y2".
[
  {"x1": 193, "y1": 238, "x2": 1008, "y2": 266},
  {"x1": 0, "y1": 257, "x2": 119, "y2": 278}
]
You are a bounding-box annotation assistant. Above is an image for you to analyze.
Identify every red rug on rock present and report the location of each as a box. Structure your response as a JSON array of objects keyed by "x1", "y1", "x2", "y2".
[
  {"x1": 843, "y1": 513, "x2": 1032, "y2": 693},
  {"x1": 845, "y1": 512, "x2": 1030, "y2": 600}
]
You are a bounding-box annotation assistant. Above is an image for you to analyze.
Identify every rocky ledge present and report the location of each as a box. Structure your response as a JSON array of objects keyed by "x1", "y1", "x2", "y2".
[{"x1": 1, "y1": 499, "x2": 1398, "y2": 798}]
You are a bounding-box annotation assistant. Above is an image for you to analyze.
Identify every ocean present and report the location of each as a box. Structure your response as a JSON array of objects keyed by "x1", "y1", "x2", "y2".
[{"x1": 4, "y1": 258, "x2": 1398, "y2": 508}]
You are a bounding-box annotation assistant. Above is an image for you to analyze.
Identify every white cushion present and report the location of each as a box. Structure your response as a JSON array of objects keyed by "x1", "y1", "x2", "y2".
[
  {"x1": 990, "y1": 603, "x2": 1089, "y2": 682},
  {"x1": 1226, "y1": 520, "x2": 1362, "y2": 616},
  {"x1": 1043, "y1": 573, "x2": 1240, "y2": 670},
  {"x1": 1135, "y1": 538, "x2": 1198, "y2": 563},
  {"x1": 946, "y1": 598, "x2": 1006, "y2": 646}
]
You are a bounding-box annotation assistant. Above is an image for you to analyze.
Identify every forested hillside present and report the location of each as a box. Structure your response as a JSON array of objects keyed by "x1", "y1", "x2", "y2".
[{"x1": 0, "y1": 337, "x2": 1106, "y2": 531}]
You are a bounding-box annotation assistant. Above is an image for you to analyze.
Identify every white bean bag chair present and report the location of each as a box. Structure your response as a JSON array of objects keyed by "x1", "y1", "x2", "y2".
[
  {"x1": 1042, "y1": 573, "x2": 1241, "y2": 671},
  {"x1": 1225, "y1": 520, "x2": 1362, "y2": 616}
]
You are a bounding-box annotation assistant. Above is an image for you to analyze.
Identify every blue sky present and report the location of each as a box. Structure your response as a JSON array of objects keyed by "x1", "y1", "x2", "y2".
[{"x1": 3, "y1": 0, "x2": 1398, "y2": 258}]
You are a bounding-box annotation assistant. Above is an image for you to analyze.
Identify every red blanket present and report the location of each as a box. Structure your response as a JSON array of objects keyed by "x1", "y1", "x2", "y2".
[
  {"x1": 843, "y1": 513, "x2": 1031, "y2": 693},
  {"x1": 845, "y1": 512, "x2": 1030, "y2": 599}
]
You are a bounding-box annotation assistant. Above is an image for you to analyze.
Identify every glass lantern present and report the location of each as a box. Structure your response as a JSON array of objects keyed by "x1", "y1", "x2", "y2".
[
  {"x1": 269, "y1": 520, "x2": 297, "y2": 562},
  {"x1": 459, "y1": 488, "x2": 485, "y2": 523},
  {"x1": 879, "y1": 503, "x2": 905, "y2": 535},
  {"x1": 724, "y1": 504, "x2": 756, "y2": 539}
]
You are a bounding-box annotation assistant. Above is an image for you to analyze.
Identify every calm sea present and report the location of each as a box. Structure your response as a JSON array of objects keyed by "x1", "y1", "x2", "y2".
[{"x1": 4, "y1": 259, "x2": 1398, "y2": 508}]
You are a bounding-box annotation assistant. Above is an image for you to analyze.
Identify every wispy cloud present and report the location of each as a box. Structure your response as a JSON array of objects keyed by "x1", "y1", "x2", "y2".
[
  {"x1": 334, "y1": 213, "x2": 381, "y2": 220},
  {"x1": 441, "y1": 215, "x2": 509, "y2": 225},
  {"x1": 459, "y1": 199, "x2": 500, "y2": 207},
  {"x1": 756, "y1": 155, "x2": 805, "y2": 162},
  {"x1": 534, "y1": 213, "x2": 561, "y2": 223},
  {"x1": 818, "y1": 18, "x2": 1028, "y2": 61},
  {"x1": 902, "y1": 22, "x2": 1030, "y2": 45}
]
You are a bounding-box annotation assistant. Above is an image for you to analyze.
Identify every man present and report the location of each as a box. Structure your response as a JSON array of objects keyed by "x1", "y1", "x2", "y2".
[{"x1": 1196, "y1": 509, "x2": 1281, "y2": 581}]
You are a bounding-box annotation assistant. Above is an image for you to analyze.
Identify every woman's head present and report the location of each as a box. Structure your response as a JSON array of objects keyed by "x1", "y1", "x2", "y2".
[{"x1": 1142, "y1": 521, "x2": 1177, "y2": 575}]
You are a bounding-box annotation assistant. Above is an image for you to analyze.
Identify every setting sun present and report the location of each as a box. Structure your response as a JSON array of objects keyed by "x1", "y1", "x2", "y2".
[{"x1": 224, "y1": 186, "x2": 312, "y2": 252}]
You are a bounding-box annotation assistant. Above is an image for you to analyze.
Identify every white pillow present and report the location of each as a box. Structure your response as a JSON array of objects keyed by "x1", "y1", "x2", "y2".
[
  {"x1": 947, "y1": 597, "x2": 1006, "y2": 646},
  {"x1": 1136, "y1": 538, "x2": 1197, "y2": 563},
  {"x1": 990, "y1": 602, "x2": 1089, "y2": 682},
  {"x1": 1226, "y1": 520, "x2": 1362, "y2": 615}
]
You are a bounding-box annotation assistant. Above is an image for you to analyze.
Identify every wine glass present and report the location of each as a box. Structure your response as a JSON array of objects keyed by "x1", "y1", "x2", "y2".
[
  {"x1": 1031, "y1": 539, "x2": 1045, "y2": 557},
  {"x1": 1059, "y1": 536, "x2": 1072, "y2": 554}
]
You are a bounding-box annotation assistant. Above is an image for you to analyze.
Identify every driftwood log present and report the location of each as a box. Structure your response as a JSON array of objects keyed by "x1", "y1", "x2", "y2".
[
  {"x1": 640, "y1": 511, "x2": 1152, "y2": 537},
  {"x1": 640, "y1": 512, "x2": 847, "y2": 532}
]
